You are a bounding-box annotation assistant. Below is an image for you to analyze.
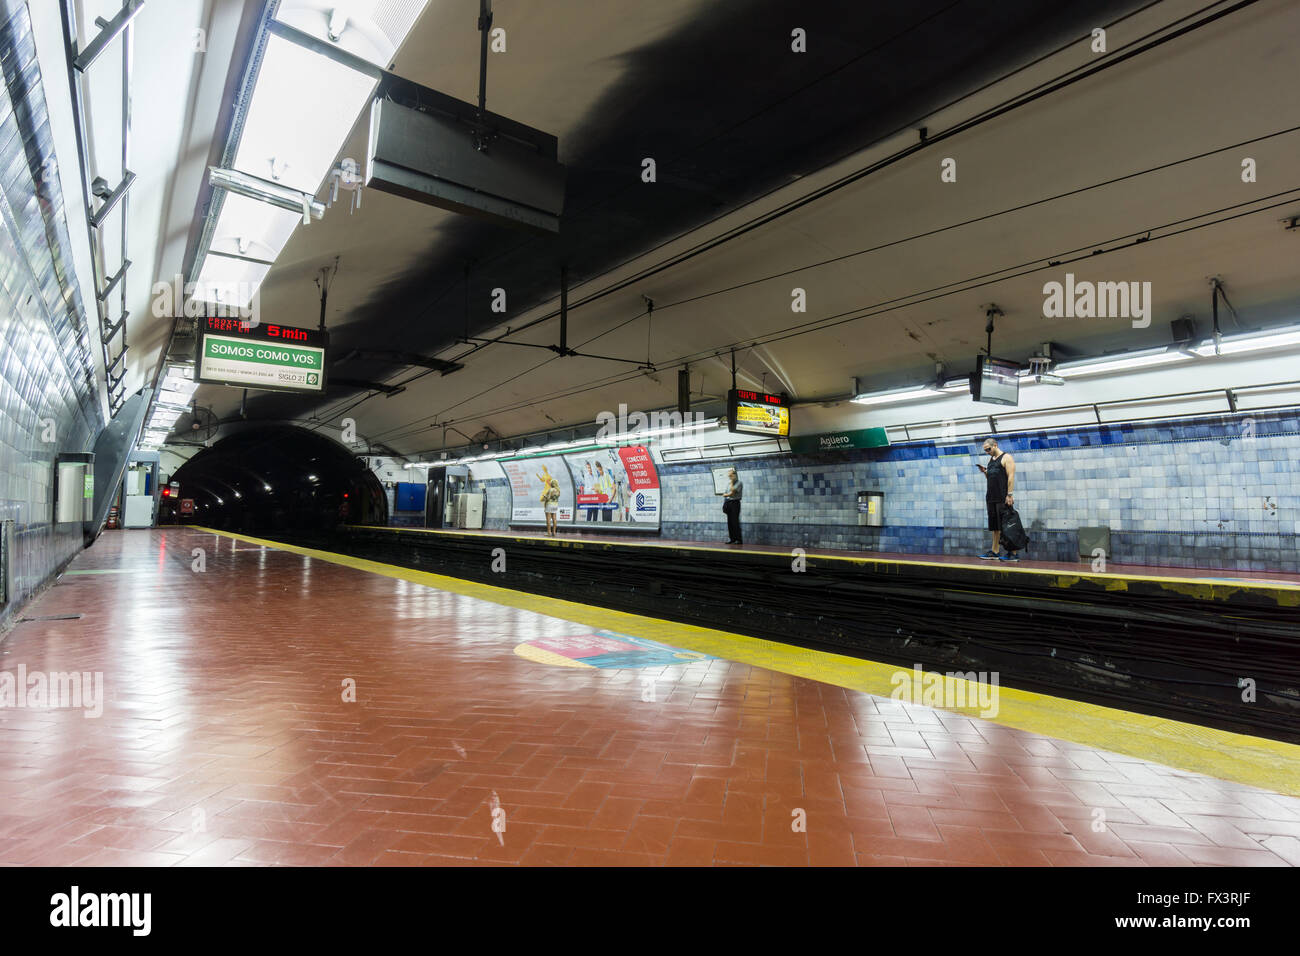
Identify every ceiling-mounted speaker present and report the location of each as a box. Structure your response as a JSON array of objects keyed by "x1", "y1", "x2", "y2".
[
  {"x1": 677, "y1": 368, "x2": 690, "y2": 416},
  {"x1": 366, "y1": 80, "x2": 566, "y2": 232}
]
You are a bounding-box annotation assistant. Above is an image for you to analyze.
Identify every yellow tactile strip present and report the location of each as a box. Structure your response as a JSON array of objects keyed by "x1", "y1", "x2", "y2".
[{"x1": 196, "y1": 527, "x2": 1300, "y2": 797}]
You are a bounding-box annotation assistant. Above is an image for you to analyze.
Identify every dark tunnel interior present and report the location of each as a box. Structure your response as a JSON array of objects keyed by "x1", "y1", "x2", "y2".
[{"x1": 164, "y1": 426, "x2": 387, "y2": 533}]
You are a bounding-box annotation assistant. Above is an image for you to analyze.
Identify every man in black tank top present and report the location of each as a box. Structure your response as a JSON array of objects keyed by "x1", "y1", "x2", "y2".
[{"x1": 977, "y1": 437, "x2": 1017, "y2": 560}]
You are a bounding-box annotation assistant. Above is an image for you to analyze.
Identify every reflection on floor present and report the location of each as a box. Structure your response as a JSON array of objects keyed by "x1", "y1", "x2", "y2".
[{"x1": 1, "y1": 527, "x2": 1297, "y2": 867}]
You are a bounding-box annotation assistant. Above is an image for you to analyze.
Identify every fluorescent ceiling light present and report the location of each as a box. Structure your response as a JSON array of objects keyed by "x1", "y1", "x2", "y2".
[
  {"x1": 192, "y1": 3, "x2": 430, "y2": 324},
  {"x1": 208, "y1": 173, "x2": 323, "y2": 233},
  {"x1": 851, "y1": 386, "x2": 940, "y2": 407},
  {"x1": 232, "y1": 34, "x2": 377, "y2": 195},
  {"x1": 194, "y1": 254, "x2": 272, "y2": 310},
  {"x1": 157, "y1": 388, "x2": 194, "y2": 407},
  {"x1": 1191, "y1": 327, "x2": 1300, "y2": 357},
  {"x1": 276, "y1": 1, "x2": 429, "y2": 67},
  {"x1": 1055, "y1": 350, "x2": 1191, "y2": 378},
  {"x1": 161, "y1": 371, "x2": 198, "y2": 393}
]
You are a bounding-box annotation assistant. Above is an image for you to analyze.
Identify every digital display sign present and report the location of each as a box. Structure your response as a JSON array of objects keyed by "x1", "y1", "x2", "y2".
[
  {"x1": 196, "y1": 318, "x2": 329, "y2": 393},
  {"x1": 727, "y1": 388, "x2": 790, "y2": 437},
  {"x1": 972, "y1": 356, "x2": 1020, "y2": 407}
]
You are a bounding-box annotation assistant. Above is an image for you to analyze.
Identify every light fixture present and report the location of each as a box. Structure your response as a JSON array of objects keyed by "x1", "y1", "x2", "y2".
[
  {"x1": 1190, "y1": 325, "x2": 1300, "y2": 357},
  {"x1": 191, "y1": 3, "x2": 431, "y2": 316},
  {"x1": 327, "y1": 8, "x2": 349, "y2": 42},
  {"x1": 157, "y1": 388, "x2": 194, "y2": 407},
  {"x1": 851, "y1": 386, "x2": 941, "y2": 407},
  {"x1": 1054, "y1": 350, "x2": 1192, "y2": 378},
  {"x1": 209, "y1": 166, "x2": 325, "y2": 225}
]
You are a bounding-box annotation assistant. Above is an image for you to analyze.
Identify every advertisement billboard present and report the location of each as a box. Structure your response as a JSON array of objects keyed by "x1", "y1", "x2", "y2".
[
  {"x1": 500, "y1": 456, "x2": 575, "y2": 525},
  {"x1": 563, "y1": 445, "x2": 660, "y2": 529},
  {"x1": 501, "y1": 445, "x2": 660, "y2": 531}
]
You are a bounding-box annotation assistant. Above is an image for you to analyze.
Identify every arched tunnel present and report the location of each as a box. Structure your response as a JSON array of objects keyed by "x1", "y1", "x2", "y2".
[{"x1": 163, "y1": 426, "x2": 387, "y2": 533}]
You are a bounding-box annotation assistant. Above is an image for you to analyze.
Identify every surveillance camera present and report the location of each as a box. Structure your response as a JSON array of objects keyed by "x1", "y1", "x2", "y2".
[{"x1": 1034, "y1": 373, "x2": 1066, "y2": 386}]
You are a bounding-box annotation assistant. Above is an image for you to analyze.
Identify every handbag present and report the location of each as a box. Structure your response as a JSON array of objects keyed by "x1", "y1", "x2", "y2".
[{"x1": 999, "y1": 504, "x2": 1029, "y2": 552}]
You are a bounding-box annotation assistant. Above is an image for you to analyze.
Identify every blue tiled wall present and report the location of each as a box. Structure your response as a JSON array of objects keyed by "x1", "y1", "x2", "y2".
[
  {"x1": 660, "y1": 411, "x2": 1300, "y2": 571},
  {"x1": 468, "y1": 411, "x2": 1300, "y2": 571}
]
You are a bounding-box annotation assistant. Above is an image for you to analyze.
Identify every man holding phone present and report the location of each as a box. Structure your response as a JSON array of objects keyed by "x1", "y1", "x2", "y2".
[{"x1": 977, "y1": 437, "x2": 1017, "y2": 561}]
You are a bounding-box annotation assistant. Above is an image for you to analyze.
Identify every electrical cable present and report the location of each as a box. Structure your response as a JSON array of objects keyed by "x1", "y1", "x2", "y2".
[
  {"x1": 376, "y1": 188, "x2": 1300, "y2": 452},
  {"x1": 435, "y1": 0, "x2": 1260, "y2": 369}
]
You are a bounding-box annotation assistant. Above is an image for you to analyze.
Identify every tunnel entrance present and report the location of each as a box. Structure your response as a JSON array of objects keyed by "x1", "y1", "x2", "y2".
[{"x1": 165, "y1": 426, "x2": 386, "y2": 534}]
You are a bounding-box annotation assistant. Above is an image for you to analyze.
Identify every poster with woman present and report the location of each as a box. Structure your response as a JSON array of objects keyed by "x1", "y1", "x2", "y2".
[{"x1": 500, "y1": 456, "x2": 574, "y2": 525}]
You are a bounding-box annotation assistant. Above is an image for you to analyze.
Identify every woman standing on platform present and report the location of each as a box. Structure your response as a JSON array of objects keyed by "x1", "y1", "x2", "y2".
[
  {"x1": 541, "y1": 477, "x2": 561, "y2": 536},
  {"x1": 723, "y1": 468, "x2": 743, "y2": 545}
]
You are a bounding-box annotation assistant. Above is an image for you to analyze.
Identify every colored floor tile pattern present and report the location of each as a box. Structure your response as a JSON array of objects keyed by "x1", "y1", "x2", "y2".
[{"x1": 0, "y1": 527, "x2": 1297, "y2": 868}]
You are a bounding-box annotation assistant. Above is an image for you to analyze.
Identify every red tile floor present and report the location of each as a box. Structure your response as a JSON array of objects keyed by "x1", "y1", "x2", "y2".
[{"x1": 1, "y1": 527, "x2": 1297, "y2": 867}]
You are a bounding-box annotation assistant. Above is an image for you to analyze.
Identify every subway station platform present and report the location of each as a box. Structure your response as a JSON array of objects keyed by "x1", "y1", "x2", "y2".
[
  {"x1": 2, "y1": 526, "x2": 1298, "y2": 867},
  {"x1": 263, "y1": 524, "x2": 1300, "y2": 745}
]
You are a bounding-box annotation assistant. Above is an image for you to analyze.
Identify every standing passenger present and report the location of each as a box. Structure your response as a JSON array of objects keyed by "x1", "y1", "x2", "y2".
[
  {"x1": 541, "y1": 477, "x2": 560, "y2": 536},
  {"x1": 977, "y1": 437, "x2": 1017, "y2": 561},
  {"x1": 722, "y1": 468, "x2": 743, "y2": 545}
]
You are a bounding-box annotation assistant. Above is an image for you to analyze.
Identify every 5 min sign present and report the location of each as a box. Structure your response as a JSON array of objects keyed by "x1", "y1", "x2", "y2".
[{"x1": 196, "y1": 318, "x2": 329, "y2": 394}]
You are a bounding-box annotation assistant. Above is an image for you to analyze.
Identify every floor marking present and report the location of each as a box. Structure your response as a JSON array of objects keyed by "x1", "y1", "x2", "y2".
[
  {"x1": 514, "y1": 630, "x2": 714, "y2": 669},
  {"x1": 194, "y1": 526, "x2": 1300, "y2": 797}
]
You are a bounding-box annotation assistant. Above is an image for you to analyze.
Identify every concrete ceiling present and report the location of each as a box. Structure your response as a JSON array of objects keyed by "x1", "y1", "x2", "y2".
[{"x1": 86, "y1": 0, "x2": 1300, "y2": 458}]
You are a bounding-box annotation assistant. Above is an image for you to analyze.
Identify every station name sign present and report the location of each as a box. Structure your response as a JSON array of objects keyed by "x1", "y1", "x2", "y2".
[
  {"x1": 788, "y1": 427, "x2": 890, "y2": 454},
  {"x1": 196, "y1": 318, "x2": 329, "y2": 394}
]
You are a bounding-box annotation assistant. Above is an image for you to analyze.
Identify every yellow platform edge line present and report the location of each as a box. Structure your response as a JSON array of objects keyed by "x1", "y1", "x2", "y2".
[
  {"x1": 346, "y1": 524, "x2": 1300, "y2": 599},
  {"x1": 194, "y1": 526, "x2": 1300, "y2": 797}
]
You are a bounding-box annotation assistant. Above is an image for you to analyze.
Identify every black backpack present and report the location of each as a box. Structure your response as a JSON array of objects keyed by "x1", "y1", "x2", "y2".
[{"x1": 1000, "y1": 506, "x2": 1030, "y2": 552}]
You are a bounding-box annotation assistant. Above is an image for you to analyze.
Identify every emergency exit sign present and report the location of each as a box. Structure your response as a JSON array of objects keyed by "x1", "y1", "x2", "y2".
[{"x1": 196, "y1": 319, "x2": 328, "y2": 394}]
